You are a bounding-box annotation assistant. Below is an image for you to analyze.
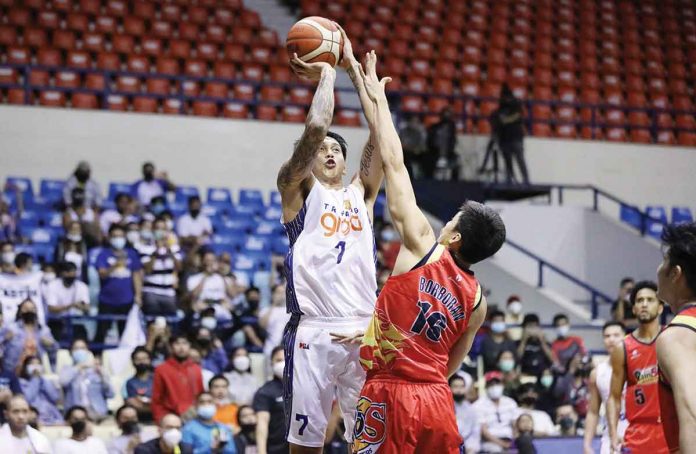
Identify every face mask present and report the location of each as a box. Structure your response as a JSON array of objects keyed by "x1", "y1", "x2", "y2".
[
  {"x1": 508, "y1": 301, "x2": 522, "y2": 315},
  {"x1": 240, "y1": 423, "x2": 256, "y2": 434},
  {"x1": 487, "y1": 384, "x2": 504, "y2": 400},
  {"x1": 67, "y1": 233, "x2": 82, "y2": 243},
  {"x1": 43, "y1": 272, "x2": 56, "y2": 282},
  {"x1": 273, "y1": 361, "x2": 285, "y2": 379},
  {"x1": 197, "y1": 337, "x2": 211, "y2": 348},
  {"x1": 20, "y1": 312, "x2": 37, "y2": 324},
  {"x1": 556, "y1": 325, "x2": 570, "y2": 338},
  {"x1": 144, "y1": 172, "x2": 154, "y2": 181},
  {"x1": 452, "y1": 393, "x2": 467, "y2": 403},
  {"x1": 72, "y1": 196, "x2": 85, "y2": 207},
  {"x1": 75, "y1": 170, "x2": 89, "y2": 183},
  {"x1": 111, "y1": 237, "x2": 126, "y2": 250},
  {"x1": 126, "y1": 231, "x2": 140, "y2": 244},
  {"x1": 72, "y1": 349, "x2": 90, "y2": 364},
  {"x1": 201, "y1": 317, "x2": 217, "y2": 331},
  {"x1": 559, "y1": 416, "x2": 575, "y2": 432},
  {"x1": 197, "y1": 404, "x2": 217, "y2": 420},
  {"x1": 135, "y1": 363, "x2": 151, "y2": 374},
  {"x1": 521, "y1": 396, "x2": 537, "y2": 407},
  {"x1": 71, "y1": 420, "x2": 87, "y2": 435},
  {"x1": 190, "y1": 209, "x2": 201, "y2": 218},
  {"x1": 499, "y1": 359, "x2": 515, "y2": 372},
  {"x1": 540, "y1": 375, "x2": 553, "y2": 388},
  {"x1": 165, "y1": 219, "x2": 174, "y2": 231},
  {"x1": 120, "y1": 420, "x2": 140, "y2": 435},
  {"x1": 162, "y1": 428, "x2": 182, "y2": 448},
  {"x1": 491, "y1": 321, "x2": 506, "y2": 334},
  {"x1": 380, "y1": 229, "x2": 397, "y2": 242},
  {"x1": 154, "y1": 229, "x2": 168, "y2": 240},
  {"x1": 63, "y1": 276, "x2": 77, "y2": 287},
  {"x1": 140, "y1": 230, "x2": 154, "y2": 242},
  {"x1": 27, "y1": 364, "x2": 42, "y2": 375},
  {"x1": 233, "y1": 356, "x2": 251, "y2": 372},
  {"x1": 1, "y1": 251, "x2": 15, "y2": 264},
  {"x1": 151, "y1": 205, "x2": 165, "y2": 215}
]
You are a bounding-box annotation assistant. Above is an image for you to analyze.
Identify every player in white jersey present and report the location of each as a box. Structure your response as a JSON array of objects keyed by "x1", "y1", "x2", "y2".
[
  {"x1": 277, "y1": 31, "x2": 383, "y2": 453},
  {"x1": 583, "y1": 321, "x2": 628, "y2": 454}
]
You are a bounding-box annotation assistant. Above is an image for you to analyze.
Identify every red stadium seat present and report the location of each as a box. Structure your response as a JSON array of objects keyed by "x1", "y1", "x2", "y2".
[
  {"x1": 8, "y1": 8, "x2": 31, "y2": 27},
  {"x1": 133, "y1": 1, "x2": 155, "y2": 20},
  {"x1": 55, "y1": 71, "x2": 80, "y2": 89},
  {"x1": 151, "y1": 21, "x2": 173, "y2": 39},
  {"x1": 656, "y1": 130, "x2": 676, "y2": 145},
  {"x1": 192, "y1": 100, "x2": 218, "y2": 117},
  {"x1": 224, "y1": 102, "x2": 249, "y2": 119},
  {"x1": 168, "y1": 40, "x2": 192, "y2": 60},
  {"x1": 258, "y1": 29, "x2": 279, "y2": 47},
  {"x1": 255, "y1": 104, "x2": 276, "y2": 121},
  {"x1": 162, "y1": 98, "x2": 183, "y2": 114},
  {"x1": 7, "y1": 46, "x2": 29, "y2": 66},
  {"x1": 605, "y1": 109, "x2": 626, "y2": 125},
  {"x1": 127, "y1": 55, "x2": 149, "y2": 73},
  {"x1": 669, "y1": 80, "x2": 688, "y2": 96},
  {"x1": 112, "y1": 34, "x2": 135, "y2": 54},
  {"x1": 241, "y1": 64, "x2": 264, "y2": 82},
  {"x1": 461, "y1": 81, "x2": 479, "y2": 97},
  {"x1": 428, "y1": 97, "x2": 450, "y2": 115},
  {"x1": 53, "y1": 30, "x2": 76, "y2": 51},
  {"x1": 0, "y1": 67, "x2": 18, "y2": 84},
  {"x1": 28, "y1": 69, "x2": 50, "y2": 87},
  {"x1": 196, "y1": 42, "x2": 218, "y2": 62},
  {"x1": 205, "y1": 24, "x2": 227, "y2": 44},
  {"x1": 250, "y1": 46, "x2": 272, "y2": 65},
  {"x1": 605, "y1": 127, "x2": 627, "y2": 142},
  {"x1": 145, "y1": 78, "x2": 170, "y2": 95},
  {"x1": 630, "y1": 129, "x2": 652, "y2": 144},
  {"x1": 23, "y1": 27, "x2": 47, "y2": 48},
  {"x1": 71, "y1": 93, "x2": 98, "y2": 109},
  {"x1": 7, "y1": 88, "x2": 27, "y2": 105},
  {"x1": 555, "y1": 106, "x2": 577, "y2": 122},
  {"x1": 141, "y1": 37, "x2": 162, "y2": 57},
  {"x1": 678, "y1": 133, "x2": 696, "y2": 147},
  {"x1": 37, "y1": 10, "x2": 59, "y2": 29},
  {"x1": 181, "y1": 81, "x2": 200, "y2": 97},
  {"x1": 161, "y1": 4, "x2": 182, "y2": 22},
  {"x1": 184, "y1": 60, "x2": 207, "y2": 78},
  {"x1": 0, "y1": 25, "x2": 17, "y2": 47},
  {"x1": 106, "y1": 0, "x2": 127, "y2": 17},
  {"x1": 259, "y1": 86, "x2": 284, "y2": 102},
  {"x1": 66, "y1": 51, "x2": 91, "y2": 69},
  {"x1": 281, "y1": 106, "x2": 306, "y2": 122},
  {"x1": 224, "y1": 43, "x2": 245, "y2": 63},
  {"x1": 335, "y1": 110, "x2": 361, "y2": 127},
  {"x1": 79, "y1": 0, "x2": 100, "y2": 15},
  {"x1": 673, "y1": 96, "x2": 693, "y2": 111},
  {"x1": 38, "y1": 90, "x2": 66, "y2": 107},
  {"x1": 557, "y1": 71, "x2": 576, "y2": 88},
  {"x1": 97, "y1": 52, "x2": 120, "y2": 71},
  {"x1": 36, "y1": 48, "x2": 62, "y2": 66},
  {"x1": 401, "y1": 96, "x2": 424, "y2": 113},
  {"x1": 555, "y1": 125, "x2": 577, "y2": 139},
  {"x1": 532, "y1": 123, "x2": 552, "y2": 137},
  {"x1": 233, "y1": 84, "x2": 255, "y2": 101},
  {"x1": 116, "y1": 75, "x2": 141, "y2": 94},
  {"x1": 133, "y1": 96, "x2": 158, "y2": 113},
  {"x1": 232, "y1": 27, "x2": 253, "y2": 46},
  {"x1": 95, "y1": 16, "x2": 117, "y2": 35},
  {"x1": 205, "y1": 81, "x2": 228, "y2": 99},
  {"x1": 85, "y1": 73, "x2": 105, "y2": 90},
  {"x1": 123, "y1": 16, "x2": 145, "y2": 36},
  {"x1": 269, "y1": 65, "x2": 291, "y2": 83},
  {"x1": 83, "y1": 33, "x2": 106, "y2": 53}
]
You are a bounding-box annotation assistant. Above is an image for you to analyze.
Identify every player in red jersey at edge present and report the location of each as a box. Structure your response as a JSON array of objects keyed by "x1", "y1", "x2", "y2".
[
  {"x1": 343, "y1": 52, "x2": 506, "y2": 454},
  {"x1": 655, "y1": 222, "x2": 696, "y2": 453},
  {"x1": 606, "y1": 281, "x2": 668, "y2": 454}
]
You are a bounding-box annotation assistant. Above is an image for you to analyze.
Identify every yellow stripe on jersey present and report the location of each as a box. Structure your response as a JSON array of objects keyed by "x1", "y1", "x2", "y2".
[
  {"x1": 670, "y1": 314, "x2": 696, "y2": 331},
  {"x1": 473, "y1": 284, "x2": 482, "y2": 310}
]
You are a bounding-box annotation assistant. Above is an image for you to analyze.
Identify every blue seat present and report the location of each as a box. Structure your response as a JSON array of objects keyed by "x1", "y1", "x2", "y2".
[
  {"x1": 19, "y1": 210, "x2": 41, "y2": 226},
  {"x1": 40, "y1": 179, "x2": 65, "y2": 203},
  {"x1": 374, "y1": 193, "x2": 386, "y2": 219},
  {"x1": 672, "y1": 207, "x2": 693, "y2": 224},
  {"x1": 255, "y1": 221, "x2": 282, "y2": 236},
  {"x1": 21, "y1": 227, "x2": 56, "y2": 244},
  {"x1": 262, "y1": 206, "x2": 282, "y2": 221},
  {"x1": 218, "y1": 218, "x2": 255, "y2": 235},
  {"x1": 175, "y1": 186, "x2": 200, "y2": 203},
  {"x1": 244, "y1": 235, "x2": 270, "y2": 252},
  {"x1": 646, "y1": 205, "x2": 667, "y2": 239},
  {"x1": 5, "y1": 176, "x2": 34, "y2": 201},
  {"x1": 43, "y1": 211, "x2": 64, "y2": 228},
  {"x1": 211, "y1": 234, "x2": 244, "y2": 249},
  {"x1": 232, "y1": 204, "x2": 260, "y2": 218},
  {"x1": 239, "y1": 189, "x2": 264, "y2": 208},
  {"x1": 620, "y1": 204, "x2": 642, "y2": 230},
  {"x1": 269, "y1": 190, "x2": 281, "y2": 207},
  {"x1": 209, "y1": 243, "x2": 236, "y2": 257},
  {"x1": 207, "y1": 187, "x2": 234, "y2": 208},
  {"x1": 234, "y1": 251, "x2": 271, "y2": 271},
  {"x1": 108, "y1": 182, "x2": 133, "y2": 201},
  {"x1": 271, "y1": 236, "x2": 290, "y2": 255}
]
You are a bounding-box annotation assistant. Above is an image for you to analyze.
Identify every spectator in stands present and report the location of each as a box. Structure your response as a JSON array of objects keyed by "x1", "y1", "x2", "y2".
[
  {"x1": 516, "y1": 383, "x2": 557, "y2": 437},
  {"x1": 101, "y1": 193, "x2": 139, "y2": 235},
  {"x1": 259, "y1": 284, "x2": 290, "y2": 357},
  {"x1": 517, "y1": 313, "x2": 554, "y2": 376},
  {"x1": 132, "y1": 162, "x2": 175, "y2": 208},
  {"x1": 18, "y1": 355, "x2": 62, "y2": 425},
  {"x1": 176, "y1": 196, "x2": 212, "y2": 249},
  {"x1": 449, "y1": 373, "x2": 480, "y2": 454},
  {"x1": 27, "y1": 406, "x2": 39, "y2": 430},
  {"x1": 0, "y1": 196, "x2": 18, "y2": 243},
  {"x1": 1, "y1": 299, "x2": 56, "y2": 375},
  {"x1": 189, "y1": 347, "x2": 215, "y2": 391},
  {"x1": 0, "y1": 395, "x2": 52, "y2": 454},
  {"x1": 398, "y1": 114, "x2": 427, "y2": 178},
  {"x1": 125, "y1": 346, "x2": 154, "y2": 422},
  {"x1": 505, "y1": 295, "x2": 524, "y2": 340},
  {"x1": 473, "y1": 371, "x2": 520, "y2": 453},
  {"x1": 611, "y1": 277, "x2": 638, "y2": 328},
  {"x1": 140, "y1": 221, "x2": 182, "y2": 316},
  {"x1": 186, "y1": 250, "x2": 236, "y2": 320},
  {"x1": 146, "y1": 196, "x2": 169, "y2": 220},
  {"x1": 0, "y1": 360, "x2": 22, "y2": 426},
  {"x1": 63, "y1": 161, "x2": 102, "y2": 208},
  {"x1": 0, "y1": 241, "x2": 15, "y2": 273},
  {"x1": 209, "y1": 375, "x2": 238, "y2": 431},
  {"x1": 151, "y1": 333, "x2": 204, "y2": 423},
  {"x1": 195, "y1": 326, "x2": 228, "y2": 375},
  {"x1": 234, "y1": 405, "x2": 257, "y2": 453},
  {"x1": 54, "y1": 221, "x2": 89, "y2": 281},
  {"x1": 134, "y1": 413, "x2": 192, "y2": 454},
  {"x1": 94, "y1": 224, "x2": 143, "y2": 345},
  {"x1": 497, "y1": 349, "x2": 521, "y2": 397},
  {"x1": 235, "y1": 286, "x2": 264, "y2": 349},
  {"x1": 225, "y1": 347, "x2": 262, "y2": 406},
  {"x1": 45, "y1": 261, "x2": 90, "y2": 341},
  {"x1": 145, "y1": 318, "x2": 170, "y2": 367},
  {"x1": 514, "y1": 414, "x2": 536, "y2": 454},
  {"x1": 551, "y1": 314, "x2": 587, "y2": 370},
  {"x1": 0, "y1": 252, "x2": 47, "y2": 325},
  {"x1": 535, "y1": 367, "x2": 559, "y2": 417},
  {"x1": 54, "y1": 405, "x2": 108, "y2": 453},
  {"x1": 60, "y1": 338, "x2": 114, "y2": 421},
  {"x1": 555, "y1": 404, "x2": 579, "y2": 436},
  {"x1": 133, "y1": 219, "x2": 156, "y2": 255},
  {"x1": 107, "y1": 404, "x2": 142, "y2": 454},
  {"x1": 481, "y1": 310, "x2": 518, "y2": 371},
  {"x1": 182, "y1": 391, "x2": 236, "y2": 453},
  {"x1": 63, "y1": 187, "x2": 101, "y2": 246},
  {"x1": 253, "y1": 346, "x2": 288, "y2": 454},
  {"x1": 425, "y1": 106, "x2": 458, "y2": 180},
  {"x1": 554, "y1": 353, "x2": 591, "y2": 419},
  {"x1": 491, "y1": 84, "x2": 529, "y2": 184}
]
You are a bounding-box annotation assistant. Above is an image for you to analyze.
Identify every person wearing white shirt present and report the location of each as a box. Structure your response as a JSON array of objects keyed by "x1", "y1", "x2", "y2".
[
  {"x1": 517, "y1": 383, "x2": 558, "y2": 437},
  {"x1": 100, "y1": 193, "x2": 139, "y2": 235},
  {"x1": 132, "y1": 162, "x2": 174, "y2": 207},
  {"x1": 176, "y1": 196, "x2": 212, "y2": 248},
  {"x1": 450, "y1": 372, "x2": 480, "y2": 454},
  {"x1": 45, "y1": 261, "x2": 90, "y2": 340},
  {"x1": 259, "y1": 284, "x2": 291, "y2": 357},
  {"x1": 0, "y1": 395, "x2": 52, "y2": 454},
  {"x1": 473, "y1": 371, "x2": 520, "y2": 453},
  {"x1": 53, "y1": 405, "x2": 108, "y2": 454},
  {"x1": 186, "y1": 251, "x2": 236, "y2": 320},
  {"x1": 224, "y1": 347, "x2": 263, "y2": 406}
]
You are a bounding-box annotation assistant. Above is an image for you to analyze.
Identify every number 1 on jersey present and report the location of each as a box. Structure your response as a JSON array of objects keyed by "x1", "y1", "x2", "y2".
[{"x1": 335, "y1": 241, "x2": 346, "y2": 264}]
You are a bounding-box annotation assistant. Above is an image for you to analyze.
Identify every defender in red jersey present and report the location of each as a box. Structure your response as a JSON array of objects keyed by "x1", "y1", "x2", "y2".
[
  {"x1": 655, "y1": 223, "x2": 696, "y2": 453},
  {"x1": 607, "y1": 281, "x2": 668, "y2": 454},
  {"x1": 341, "y1": 52, "x2": 506, "y2": 454}
]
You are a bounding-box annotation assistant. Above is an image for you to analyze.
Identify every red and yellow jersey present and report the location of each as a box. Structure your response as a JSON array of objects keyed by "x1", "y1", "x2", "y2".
[
  {"x1": 624, "y1": 331, "x2": 661, "y2": 423},
  {"x1": 359, "y1": 245, "x2": 481, "y2": 384},
  {"x1": 658, "y1": 304, "x2": 696, "y2": 453}
]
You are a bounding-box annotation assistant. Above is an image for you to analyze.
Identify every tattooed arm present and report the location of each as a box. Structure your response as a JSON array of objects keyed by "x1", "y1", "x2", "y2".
[{"x1": 277, "y1": 55, "x2": 336, "y2": 222}]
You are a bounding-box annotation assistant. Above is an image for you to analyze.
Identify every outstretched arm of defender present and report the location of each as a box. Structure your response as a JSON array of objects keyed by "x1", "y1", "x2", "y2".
[
  {"x1": 277, "y1": 57, "x2": 336, "y2": 216},
  {"x1": 607, "y1": 342, "x2": 626, "y2": 452},
  {"x1": 359, "y1": 51, "x2": 435, "y2": 257}
]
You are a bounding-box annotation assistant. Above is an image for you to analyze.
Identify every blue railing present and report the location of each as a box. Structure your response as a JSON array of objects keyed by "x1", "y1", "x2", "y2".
[{"x1": 504, "y1": 239, "x2": 614, "y2": 319}]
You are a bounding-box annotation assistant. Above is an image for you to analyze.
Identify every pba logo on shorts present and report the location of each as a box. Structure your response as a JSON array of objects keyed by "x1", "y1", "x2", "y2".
[{"x1": 352, "y1": 397, "x2": 386, "y2": 454}]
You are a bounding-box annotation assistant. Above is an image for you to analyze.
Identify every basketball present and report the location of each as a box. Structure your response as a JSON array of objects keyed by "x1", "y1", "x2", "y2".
[{"x1": 286, "y1": 16, "x2": 343, "y2": 67}]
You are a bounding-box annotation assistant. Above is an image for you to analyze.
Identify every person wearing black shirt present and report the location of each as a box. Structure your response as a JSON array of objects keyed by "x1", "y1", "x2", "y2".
[
  {"x1": 491, "y1": 84, "x2": 529, "y2": 184},
  {"x1": 480, "y1": 310, "x2": 518, "y2": 371},
  {"x1": 516, "y1": 314, "x2": 554, "y2": 376},
  {"x1": 234, "y1": 405, "x2": 258, "y2": 454},
  {"x1": 253, "y1": 346, "x2": 288, "y2": 454}
]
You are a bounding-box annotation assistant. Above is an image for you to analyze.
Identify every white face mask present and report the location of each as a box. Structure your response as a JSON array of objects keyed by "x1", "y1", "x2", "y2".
[
  {"x1": 27, "y1": 364, "x2": 42, "y2": 375},
  {"x1": 162, "y1": 428, "x2": 182, "y2": 447},
  {"x1": 42, "y1": 272, "x2": 56, "y2": 282},
  {"x1": 491, "y1": 321, "x2": 506, "y2": 334},
  {"x1": 126, "y1": 231, "x2": 141, "y2": 245},
  {"x1": 1, "y1": 251, "x2": 15, "y2": 265},
  {"x1": 67, "y1": 233, "x2": 82, "y2": 243},
  {"x1": 233, "y1": 356, "x2": 251, "y2": 372},
  {"x1": 200, "y1": 317, "x2": 217, "y2": 331},
  {"x1": 556, "y1": 325, "x2": 570, "y2": 338},
  {"x1": 487, "y1": 384, "x2": 504, "y2": 400},
  {"x1": 508, "y1": 301, "x2": 522, "y2": 315},
  {"x1": 272, "y1": 361, "x2": 285, "y2": 379}
]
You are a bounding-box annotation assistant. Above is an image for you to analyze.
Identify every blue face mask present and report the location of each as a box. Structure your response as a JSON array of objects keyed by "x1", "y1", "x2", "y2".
[
  {"x1": 72, "y1": 349, "x2": 89, "y2": 364},
  {"x1": 111, "y1": 237, "x2": 126, "y2": 250},
  {"x1": 491, "y1": 321, "x2": 507, "y2": 334},
  {"x1": 499, "y1": 359, "x2": 516, "y2": 372},
  {"x1": 197, "y1": 404, "x2": 217, "y2": 420}
]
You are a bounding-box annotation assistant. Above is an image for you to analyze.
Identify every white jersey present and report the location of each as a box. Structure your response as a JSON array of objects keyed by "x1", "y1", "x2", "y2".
[
  {"x1": 597, "y1": 361, "x2": 627, "y2": 454},
  {"x1": 283, "y1": 180, "x2": 377, "y2": 319}
]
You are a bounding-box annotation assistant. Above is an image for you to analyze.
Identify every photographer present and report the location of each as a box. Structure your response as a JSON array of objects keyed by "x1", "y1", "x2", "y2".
[
  {"x1": 490, "y1": 84, "x2": 529, "y2": 184},
  {"x1": 516, "y1": 314, "x2": 554, "y2": 376}
]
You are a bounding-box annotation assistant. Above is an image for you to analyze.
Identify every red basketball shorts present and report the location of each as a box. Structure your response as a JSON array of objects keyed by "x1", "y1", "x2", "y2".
[
  {"x1": 351, "y1": 378, "x2": 462, "y2": 454},
  {"x1": 623, "y1": 421, "x2": 669, "y2": 454}
]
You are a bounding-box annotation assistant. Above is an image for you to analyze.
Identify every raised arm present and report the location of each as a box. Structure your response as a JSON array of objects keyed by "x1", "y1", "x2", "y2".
[
  {"x1": 607, "y1": 342, "x2": 626, "y2": 452},
  {"x1": 277, "y1": 57, "x2": 336, "y2": 221},
  {"x1": 359, "y1": 51, "x2": 435, "y2": 261},
  {"x1": 338, "y1": 27, "x2": 383, "y2": 210}
]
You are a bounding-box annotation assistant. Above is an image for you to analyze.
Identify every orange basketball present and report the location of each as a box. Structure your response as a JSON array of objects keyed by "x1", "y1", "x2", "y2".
[{"x1": 286, "y1": 16, "x2": 343, "y2": 67}]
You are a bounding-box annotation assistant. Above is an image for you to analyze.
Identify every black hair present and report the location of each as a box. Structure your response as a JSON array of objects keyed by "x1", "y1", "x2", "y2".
[
  {"x1": 629, "y1": 280, "x2": 658, "y2": 306},
  {"x1": 620, "y1": 277, "x2": 634, "y2": 287},
  {"x1": 522, "y1": 313, "x2": 540, "y2": 327},
  {"x1": 115, "y1": 404, "x2": 137, "y2": 421},
  {"x1": 0, "y1": 241, "x2": 12, "y2": 251},
  {"x1": 661, "y1": 223, "x2": 696, "y2": 297},
  {"x1": 196, "y1": 391, "x2": 213, "y2": 401},
  {"x1": 142, "y1": 161, "x2": 154, "y2": 170},
  {"x1": 209, "y1": 374, "x2": 229, "y2": 388},
  {"x1": 19, "y1": 355, "x2": 39, "y2": 379},
  {"x1": 130, "y1": 346, "x2": 151, "y2": 362},
  {"x1": 14, "y1": 252, "x2": 32, "y2": 269},
  {"x1": 108, "y1": 223, "x2": 125, "y2": 235},
  {"x1": 490, "y1": 310, "x2": 505, "y2": 320},
  {"x1": 326, "y1": 131, "x2": 347, "y2": 159},
  {"x1": 114, "y1": 192, "x2": 131, "y2": 204},
  {"x1": 453, "y1": 201, "x2": 506, "y2": 265},
  {"x1": 188, "y1": 195, "x2": 201, "y2": 205},
  {"x1": 602, "y1": 320, "x2": 626, "y2": 333},
  {"x1": 245, "y1": 286, "x2": 261, "y2": 297},
  {"x1": 517, "y1": 382, "x2": 536, "y2": 395},
  {"x1": 15, "y1": 299, "x2": 37, "y2": 323},
  {"x1": 271, "y1": 345, "x2": 284, "y2": 358},
  {"x1": 71, "y1": 187, "x2": 85, "y2": 198},
  {"x1": 553, "y1": 313, "x2": 569, "y2": 325},
  {"x1": 447, "y1": 374, "x2": 466, "y2": 386},
  {"x1": 58, "y1": 261, "x2": 77, "y2": 273},
  {"x1": 65, "y1": 405, "x2": 88, "y2": 421},
  {"x1": 237, "y1": 404, "x2": 254, "y2": 422},
  {"x1": 495, "y1": 349, "x2": 516, "y2": 363},
  {"x1": 169, "y1": 332, "x2": 190, "y2": 345},
  {"x1": 71, "y1": 337, "x2": 88, "y2": 349}
]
